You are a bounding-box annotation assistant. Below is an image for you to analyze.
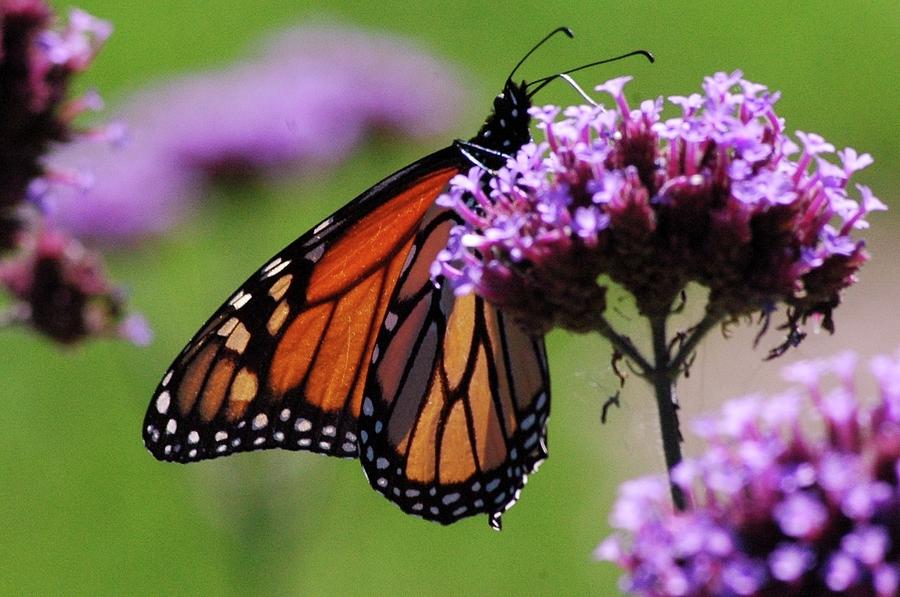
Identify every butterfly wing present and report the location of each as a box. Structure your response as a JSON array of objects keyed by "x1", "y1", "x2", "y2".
[
  {"x1": 143, "y1": 148, "x2": 461, "y2": 463},
  {"x1": 359, "y1": 206, "x2": 550, "y2": 527}
]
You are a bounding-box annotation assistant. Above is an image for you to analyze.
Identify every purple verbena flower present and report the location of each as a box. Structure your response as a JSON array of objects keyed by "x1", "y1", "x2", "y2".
[
  {"x1": 598, "y1": 349, "x2": 900, "y2": 596},
  {"x1": 40, "y1": 23, "x2": 466, "y2": 243},
  {"x1": 0, "y1": 0, "x2": 110, "y2": 247},
  {"x1": 0, "y1": 1, "x2": 148, "y2": 345},
  {"x1": 434, "y1": 72, "x2": 883, "y2": 343}
]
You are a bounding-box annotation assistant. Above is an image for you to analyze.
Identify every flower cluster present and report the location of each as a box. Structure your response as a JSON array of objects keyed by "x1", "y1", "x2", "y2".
[
  {"x1": 434, "y1": 72, "x2": 883, "y2": 341},
  {"x1": 40, "y1": 23, "x2": 466, "y2": 243},
  {"x1": 597, "y1": 350, "x2": 900, "y2": 596},
  {"x1": 0, "y1": 0, "x2": 111, "y2": 246},
  {"x1": 0, "y1": 0, "x2": 147, "y2": 344}
]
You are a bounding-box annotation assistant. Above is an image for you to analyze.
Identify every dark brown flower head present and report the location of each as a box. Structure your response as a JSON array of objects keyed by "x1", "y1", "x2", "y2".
[{"x1": 0, "y1": 227, "x2": 150, "y2": 344}]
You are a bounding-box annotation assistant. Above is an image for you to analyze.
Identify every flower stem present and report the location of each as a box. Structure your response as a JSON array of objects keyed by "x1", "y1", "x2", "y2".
[
  {"x1": 668, "y1": 309, "x2": 722, "y2": 379},
  {"x1": 649, "y1": 314, "x2": 686, "y2": 510},
  {"x1": 593, "y1": 315, "x2": 653, "y2": 373}
]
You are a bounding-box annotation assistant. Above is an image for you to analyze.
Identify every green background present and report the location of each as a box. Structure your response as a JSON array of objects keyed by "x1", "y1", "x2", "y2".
[{"x1": 5, "y1": 2, "x2": 898, "y2": 595}]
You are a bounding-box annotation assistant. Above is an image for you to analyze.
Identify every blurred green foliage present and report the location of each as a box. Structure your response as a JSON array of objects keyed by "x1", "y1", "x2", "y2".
[{"x1": 5, "y1": 2, "x2": 897, "y2": 595}]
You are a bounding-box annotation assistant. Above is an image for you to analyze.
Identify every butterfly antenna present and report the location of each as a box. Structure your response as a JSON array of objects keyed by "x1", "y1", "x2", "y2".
[
  {"x1": 526, "y1": 49, "x2": 655, "y2": 98},
  {"x1": 507, "y1": 26, "x2": 575, "y2": 84}
]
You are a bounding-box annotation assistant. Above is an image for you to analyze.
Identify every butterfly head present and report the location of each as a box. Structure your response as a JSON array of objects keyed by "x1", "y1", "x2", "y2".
[{"x1": 469, "y1": 79, "x2": 533, "y2": 167}]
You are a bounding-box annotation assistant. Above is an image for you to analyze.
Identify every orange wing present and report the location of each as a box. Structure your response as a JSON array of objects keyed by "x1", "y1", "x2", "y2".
[
  {"x1": 359, "y1": 206, "x2": 550, "y2": 528},
  {"x1": 143, "y1": 149, "x2": 460, "y2": 462}
]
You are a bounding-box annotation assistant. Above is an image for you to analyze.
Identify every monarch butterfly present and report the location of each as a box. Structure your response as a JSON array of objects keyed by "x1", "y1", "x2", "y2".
[{"x1": 143, "y1": 28, "x2": 649, "y2": 528}]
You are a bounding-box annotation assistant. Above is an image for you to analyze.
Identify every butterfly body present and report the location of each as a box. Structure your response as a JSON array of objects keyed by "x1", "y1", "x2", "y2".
[{"x1": 144, "y1": 70, "x2": 550, "y2": 527}]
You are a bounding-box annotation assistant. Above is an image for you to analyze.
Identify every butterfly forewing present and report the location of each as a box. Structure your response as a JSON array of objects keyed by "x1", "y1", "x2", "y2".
[
  {"x1": 143, "y1": 153, "x2": 460, "y2": 463},
  {"x1": 359, "y1": 206, "x2": 550, "y2": 526}
]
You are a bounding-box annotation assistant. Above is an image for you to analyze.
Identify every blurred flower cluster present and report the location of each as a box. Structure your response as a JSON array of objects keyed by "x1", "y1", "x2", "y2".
[
  {"x1": 598, "y1": 349, "x2": 900, "y2": 596},
  {"x1": 40, "y1": 23, "x2": 466, "y2": 243},
  {"x1": 1, "y1": 2, "x2": 465, "y2": 345},
  {"x1": 434, "y1": 72, "x2": 883, "y2": 348},
  {"x1": 0, "y1": 0, "x2": 146, "y2": 344}
]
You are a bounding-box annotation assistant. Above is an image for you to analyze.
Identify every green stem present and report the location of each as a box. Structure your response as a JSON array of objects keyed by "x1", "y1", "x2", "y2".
[{"x1": 649, "y1": 314, "x2": 686, "y2": 510}]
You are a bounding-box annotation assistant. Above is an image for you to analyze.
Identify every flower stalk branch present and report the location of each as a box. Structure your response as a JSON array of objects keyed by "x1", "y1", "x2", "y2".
[
  {"x1": 666, "y1": 310, "x2": 723, "y2": 379},
  {"x1": 592, "y1": 315, "x2": 653, "y2": 374}
]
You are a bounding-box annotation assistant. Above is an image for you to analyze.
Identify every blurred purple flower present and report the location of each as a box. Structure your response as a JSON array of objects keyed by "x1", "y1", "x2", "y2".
[
  {"x1": 0, "y1": 226, "x2": 151, "y2": 344},
  {"x1": 597, "y1": 349, "x2": 900, "y2": 596},
  {"x1": 0, "y1": 1, "x2": 147, "y2": 345},
  {"x1": 433, "y1": 72, "x2": 883, "y2": 346},
  {"x1": 0, "y1": 0, "x2": 110, "y2": 247},
  {"x1": 41, "y1": 23, "x2": 467, "y2": 243}
]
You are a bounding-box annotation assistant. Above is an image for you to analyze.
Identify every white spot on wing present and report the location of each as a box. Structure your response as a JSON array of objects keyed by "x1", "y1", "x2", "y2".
[
  {"x1": 262, "y1": 257, "x2": 282, "y2": 273},
  {"x1": 295, "y1": 418, "x2": 312, "y2": 432},
  {"x1": 232, "y1": 293, "x2": 252, "y2": 310},
  {"x1": 362, "y1": 397, "x2": 374, "y2": 417},
  {"x1": 305, "y1": 245, "x2": 324, "y2": 262},
  {"x1": 187, "y1": 431, "x2": 200, "y2": 444},
  {"x1": 322, "y1": 425, "x2": 336, "y2": 437},
  {"x1": 155, "y1": 391, "x2": 171, "y2": 414},
  {"x1": 215, "y1": 431, "x2": 228, "y2": 442},
  {"x1": 162, "y1": 370, "x2": 173, "y2": 387},
  {"x1": 384, "y1": 312, "x2": 398, "y2": 331},
  {"x1": 252, "y1": 413, "x2": 268, "y2": 430},
  {"x1": 165, "y1": 419, "x2": 177, "y2": 434},
  {"x1": 261, "y1": 259, "x2": 290, "y2": 279},
  {"x1": 314, "y1": 218, "x2": 332, "y2": 234}
]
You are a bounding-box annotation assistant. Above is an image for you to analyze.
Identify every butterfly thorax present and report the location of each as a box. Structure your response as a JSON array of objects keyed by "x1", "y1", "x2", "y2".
[{"x1": 469, "y1": 80, "x2": 532, "y2": 167}]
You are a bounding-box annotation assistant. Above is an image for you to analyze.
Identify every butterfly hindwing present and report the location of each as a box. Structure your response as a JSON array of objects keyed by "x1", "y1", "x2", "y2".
[
  {"x1": 359, "y1": 206, "x2": 551, "y2": 526},
  {"x1": 143, "y1": 150, "x2": 460, "y2": 463}
]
